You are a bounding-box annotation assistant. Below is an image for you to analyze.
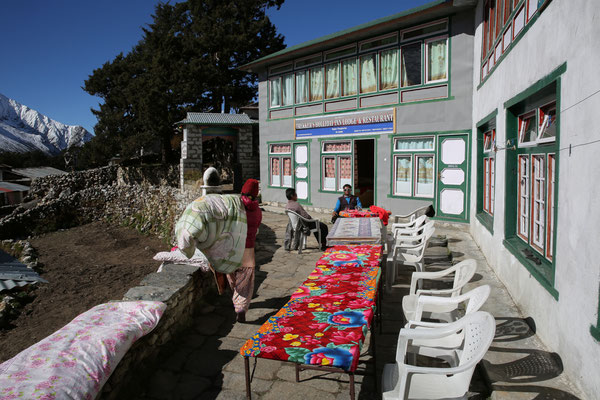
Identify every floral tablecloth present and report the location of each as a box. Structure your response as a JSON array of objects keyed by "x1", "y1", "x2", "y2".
[
  {"x1": 339, "y1": 210, "x2": 379, "y2": 218},
  {"x1": 240, "y1": 245, "x2": 382, "y2": 372}
]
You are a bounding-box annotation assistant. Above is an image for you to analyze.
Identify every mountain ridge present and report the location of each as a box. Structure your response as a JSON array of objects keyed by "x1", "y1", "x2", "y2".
[{"x1": 0, "y1": 93, "x2": 93, "y2": 155}]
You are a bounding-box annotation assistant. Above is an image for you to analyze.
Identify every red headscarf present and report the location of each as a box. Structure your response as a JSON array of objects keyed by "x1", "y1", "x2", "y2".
[{"x1": 241, "y1": 179, "x2": 259, "y2": 198}]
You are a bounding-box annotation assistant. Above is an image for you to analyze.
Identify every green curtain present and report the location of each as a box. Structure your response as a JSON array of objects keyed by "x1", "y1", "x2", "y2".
[
  {"x1": 427, "y1": 39, "x2": 447, "y2": 81},
  {"x1": 380, "y1": 49, "x2": 398, "y2": 90},
  {"x1": 326, "y1": 63, "x2": 340, "y2": 99},
  {"x1": 342, "y1": 59, "x2": 357, "y2": 96},
  {"x1": 360, "y1": 54, "x2": 376, "y2": 93},
  {"x1": 296, "y1": 71, "x2": 307, "y2": 103},
  {"x1": 310, "y1": 67, "x2": 323, "y2": 101},
  {"x1": 282, "y1": 74, "x2": 294, "y2": 106},
  {"x1": 270, "y1": 78, "x2": 281, "y2": 107}
]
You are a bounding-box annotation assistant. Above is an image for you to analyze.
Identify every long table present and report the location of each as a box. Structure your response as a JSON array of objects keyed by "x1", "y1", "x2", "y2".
[
  {"x1": 326, "y1": 217, "x2": 384, "y2": 247},
  {"x1": 240, "y1": 245, "x2": 382, "y2": 400}
]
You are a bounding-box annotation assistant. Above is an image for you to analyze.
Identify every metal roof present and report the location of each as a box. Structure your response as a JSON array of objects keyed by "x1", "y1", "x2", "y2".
[
  {"x1": 0, "y1": 182, "x2": 30, "y2": 193},
  {"x1": 12, "y1": 167, "x2": 67, "y2": 179},
  {"x1": 0, "y1": 250, "x2": 47, "y2": 293},
  {"x1": 176, "y1": 113, "x2": 257, "y2": 125},
  {"x1": 240, "y1": 0, "x2": 477, "y2": 72}
]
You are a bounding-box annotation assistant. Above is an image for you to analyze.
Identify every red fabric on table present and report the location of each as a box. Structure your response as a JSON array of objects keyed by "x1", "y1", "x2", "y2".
[{"x1": 368, "y1": 205, "x2": 391, "y2": 226}]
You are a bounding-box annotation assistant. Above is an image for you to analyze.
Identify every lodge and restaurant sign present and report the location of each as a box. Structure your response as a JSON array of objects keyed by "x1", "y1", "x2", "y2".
[{"x1": 294, "y1": 108, "x2": 395, "y2": 138}]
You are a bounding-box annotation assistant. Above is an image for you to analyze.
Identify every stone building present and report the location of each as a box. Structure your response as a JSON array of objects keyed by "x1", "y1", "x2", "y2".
[{"x1": 177, "y1": 112, "x2": 259, "y2": 191}]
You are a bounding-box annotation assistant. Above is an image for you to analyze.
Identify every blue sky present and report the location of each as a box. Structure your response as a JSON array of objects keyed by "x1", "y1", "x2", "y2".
[{"x1": 0, "y1": 0, "x2": 432, "y2": 135}]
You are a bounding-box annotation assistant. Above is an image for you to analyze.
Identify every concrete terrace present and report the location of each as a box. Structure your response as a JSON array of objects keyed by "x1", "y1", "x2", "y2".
[{"x1": 131, "y1": 209, "x2": 584, "y2": 400}]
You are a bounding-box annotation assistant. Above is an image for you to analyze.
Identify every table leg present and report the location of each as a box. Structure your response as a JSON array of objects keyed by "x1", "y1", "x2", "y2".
[
  {"x1": 295, "y1": 363, "x2": 300, "y2": 382},
  {"x1": 371, "y1": 320, "x2": 378, "y2": 393},
  {"x1": 349, "y1": 372, "x2": 355, "y2": 400},
  {"x1": 244, "y1": 357, "x2": 251, "y2": 400}
]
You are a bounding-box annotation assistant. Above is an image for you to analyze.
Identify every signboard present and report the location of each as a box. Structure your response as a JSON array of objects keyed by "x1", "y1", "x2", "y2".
[{"x1": 295, "y1": 109, "x2": 395, "y2": 138}]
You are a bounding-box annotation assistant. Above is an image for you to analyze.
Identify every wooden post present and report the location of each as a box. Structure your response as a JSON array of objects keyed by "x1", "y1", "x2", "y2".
[{"x1": 244, "y1": 357, "x2": 251, "y2": 400}]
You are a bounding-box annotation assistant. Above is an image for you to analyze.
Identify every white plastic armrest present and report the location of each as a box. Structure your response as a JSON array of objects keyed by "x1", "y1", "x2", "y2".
[
  {"x1": 416, "y1": 288, "x2": 458, "y2": 296},
  {"x1": 406, "y1": 320, "x2": 450, "y2": 329},
  {"x1": 417, "y1": 295, "x2": 462, "y2": 307},
  {"x1": 410, "y1": 271, "x2": 453, "y2": 294},
  {"x1": 404, "y1": 363, "x2": 473, "y2": 375},
  {"x1": 399, "y1": 325, "x2": 460, "y2": 340}
]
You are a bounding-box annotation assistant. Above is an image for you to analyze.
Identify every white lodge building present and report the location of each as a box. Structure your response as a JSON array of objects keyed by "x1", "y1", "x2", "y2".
[{"x1": 241, "y1": 0, "x2": 600, "y2": 397}]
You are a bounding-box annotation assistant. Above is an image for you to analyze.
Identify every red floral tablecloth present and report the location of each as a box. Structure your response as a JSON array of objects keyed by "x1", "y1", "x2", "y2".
[
  {"x1": 339, "y1": 210, "x2": 378, "y2": 218},
  {"x1": 240, "y1": 245, "x2": 382, "y2": 372}
]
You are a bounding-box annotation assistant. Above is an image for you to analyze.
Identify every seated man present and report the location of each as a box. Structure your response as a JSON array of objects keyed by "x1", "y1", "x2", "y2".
[
  {"x1": 331, "y1": 184, "x2": 362, "y2": 223},
  {"x1": 285, "y1": 188, "x2": 328, "y2": 251}
]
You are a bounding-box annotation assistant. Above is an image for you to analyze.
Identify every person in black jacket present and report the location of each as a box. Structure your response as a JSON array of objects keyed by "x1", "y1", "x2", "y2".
[{"x1": 331, "y1": 184, "x2": 362, "y2": 223}]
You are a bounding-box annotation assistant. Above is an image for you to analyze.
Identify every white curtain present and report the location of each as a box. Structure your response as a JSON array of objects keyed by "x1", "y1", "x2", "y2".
[
  {"x1": 342, "y1": 59, "x2": 357, "y2": 96},
  {"x1": 310, "y1": 67, "x2": 323, "y2": 101},
  {"x1": 282, "y1": 74, "x2": 294, "y2": 106},
  {"x1": 395, "y1": 156, "x2": 411, "y2": 195},
  {"x1": 326, "y1": 63, "x2": 340, "y2": 99},
  {"x1": 269, "y1": 78, "x2": 281, "y2": 107},
  {"x1": 296, "y1": 71, "x2": 307, "y2": 104},
  {"x1": 380, "y1": 49, "x2": 398, "y2": 90},
  {"x1": 395, "y1": 138, "x2": 434, "y2": 150},
  {"x1": 427, "y1": 39, "x2": 447, "y2": 81},
  {"x1": 360, "y1": 54, "x2": 377, "y2": 93}
]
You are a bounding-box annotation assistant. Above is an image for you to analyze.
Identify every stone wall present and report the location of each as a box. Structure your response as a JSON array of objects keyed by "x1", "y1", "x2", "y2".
[
  {"x1": 99, "y1": 263, "x2": 217, "y2": 399},
  {"x1": 0, "y1": 165, "x2": 182, "y2": 241},
  {"x1": 237, "y1": 125, "x2": 259, "y2": 182}
]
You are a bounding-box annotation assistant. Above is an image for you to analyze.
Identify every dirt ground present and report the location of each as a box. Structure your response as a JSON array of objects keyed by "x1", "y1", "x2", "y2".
[{"x1": 0, "y1": 221, "x2": 169, "y2": 363}]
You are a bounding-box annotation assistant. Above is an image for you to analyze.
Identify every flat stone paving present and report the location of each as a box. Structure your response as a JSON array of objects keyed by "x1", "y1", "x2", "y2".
[{"x1": 132, "y1": 210, "x2": 583, "y2": 400}]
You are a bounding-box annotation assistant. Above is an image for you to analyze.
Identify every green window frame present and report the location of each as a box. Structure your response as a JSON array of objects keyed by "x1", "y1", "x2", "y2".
[
  {"x1": 268, "y1": 142, "x2": 293, "y2": 188},
  {"x1": 476, "y1": 110, "x2": 497, "y2": 233},
  {"x1": 503, "y1": 66, "x2": 563, "y2": 299},
  {"x1": 320, "y1": 140, "x2": 352, "y2": 192},
  {"x1": 390, "y1": 136, "x2": 436, "y2": 199}
]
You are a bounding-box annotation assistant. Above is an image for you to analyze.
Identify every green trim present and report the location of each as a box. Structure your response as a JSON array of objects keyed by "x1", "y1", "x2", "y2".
[
  {"x1": 503, "y1": 75, "x2": 561, "y2": 299},
  {"x1": 476, "y1": 108, "x2": 498, "y2": 128},
  {"x1": 476, "y1": 212, "x2": 494, "y2": 234},
  {"x1": 504, "y1": 63, "x2": 567, "y2": 109},
  {"x1": 503, "y1": 238, "x2": 559, "y2": 300},
  {"x1": 241, "y1": 0, "x2": 448, "y2": 70},
  {"x1": 477, "y1": 1, "x2": 554, "y2": 89},
  {"x1": 267, "y1": 96, "x2": 454, "y2": 122},
  {"x1": 591, "y1": 285, "x2": 600, "y2": 341}
]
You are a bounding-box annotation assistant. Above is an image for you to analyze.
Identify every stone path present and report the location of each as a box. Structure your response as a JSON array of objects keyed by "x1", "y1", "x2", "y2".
[{"x1": 131, "y1": 211, "x2": 582, "y2": 400}]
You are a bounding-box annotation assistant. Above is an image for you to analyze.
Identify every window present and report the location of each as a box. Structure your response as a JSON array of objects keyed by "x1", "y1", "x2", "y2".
[
  {"x1": 379, "y1": 49, "x2": 398, "y2": 90},
  {"x1": 282, "y1": 74, "x2": 294, "y2": 106},
  {"x1": 401, "y1": 42, "x2": 422, "y2": 87},
  {"x1": 321, "y1": 141, "x2": 352, "y2": 191},
  {"x1": 325, "y1": 63, "x2": 340, "y2": 99},
  {"x1": 401, "y1": 19, "x2": 448, "y2": 41},
  {"x1": 527, "y1": 0, "x2": 538, "y2": 21},
  {"x1": 426, "y1": 37, "x2": 448, "y2": 83},
  {"x1": 296, "y1": 71, "x2": 308, "y2": 104},
  {"x1": 341, "y1": 58, "x2": 357, "y2": 96},
  {"x1": 310, "y1": 67, "x2": 324, "y2": 102},
  {"x1": 546, "y1": 154, "x2": 555, "y2": 260},
  {"x1": 531, "y1": 154, "x2": 545, "y2": 252},
  {"x1": 518, "y1": 111, "x2": 537, "y2": 145},
  {"x1": 517, "y1": 155, "x2": 530, "y2": 240},
  {"x1": 269, "y1": 143, "x2": 293, "y2": 188},
  {"x1": 360, "y1": 54, "x2": 377, "y2": 93},
  {"x1": 538, "y1": 102, "x2": 557, "y2": 142},
  {"x1": 269, "y1": 77, "x2": 281, "y2": 107},
  {"x1": 519, "y1": 102, "x2": 557, "y2": 146},
  {"x1": 392, "y1": 137, "x2": 435, "y2": 198},
  {"x1": 359, "y1": 33, "x2": 397, "y2": 52},
  {"x1": 324, "y1": 44, "x2": 356, "y2": 61},
  {"x1": 295, "y1": 54, "x2": 322, "y2": 69},
  {"x1": 482, "y1": 129, "x2": 496, "y2": 216}
]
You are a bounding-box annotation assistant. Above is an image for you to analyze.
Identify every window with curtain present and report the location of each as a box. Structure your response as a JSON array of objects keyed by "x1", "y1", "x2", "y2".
[
  {"x1": 341, "y1": 58, "x2": 357, "y2": 96},
  {"x1": 282, "y1": 74, "x2": 294, "y2": 106},
  {"x1": 415, "y1": 155, "x2": 434, "y2": 197},
  {"x1": 394, "y1": 137, "x2": 434, "y2": 151},
  {"x1": 325, "y1": 63, "x2": 340, "y2": 99},
  {"x1": 338, "y1": 156, "x2": 352, "y2": 189},
  {"x1": 270, "y1": 157, "x2": 281, "y2": 186},
  {"x1": 401, "y1": 42, "x2": 422, "y2": 87},
  {"x1": 427, "y1": 38, "x2": 447, "y2": 82},
  {"x1": 394, "y1": 156, "x2": 412, "y2": 195},
  {"x1": 269, "y1": 77, "x2": 281, "y2": 107},
  {"x1": 379, "y1": 49, "x2": 398, "y2": 90},
  {"x1": 296, "y1": 71, "x2": 308, "y2": 104},
  {"x1": 282, "y1": 157, "x2": 293, "y2": 187},
  {"x1": 310, "y1": 67, "x2": 323, "y2": 101},
  {"x1": 323, "y1": 157, "x2": 336, "y2": 190},
  {"x1": 360, "y1": 54, "x2": 377, "y2": 94}
]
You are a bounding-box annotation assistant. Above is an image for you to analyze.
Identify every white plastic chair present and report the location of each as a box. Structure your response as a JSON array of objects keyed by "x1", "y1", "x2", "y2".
[
  {"x1": 385, "y1": 228, "x2": 435, "y2": 293},
  {"x1": 382, "y1": 311, "x2": 496, "y2": 400},
  {"x1": 391, "y1": 204, "x2": 433, "y2": 225},
  {"x1": 285, "y1": 210, "x2": 321, "y2": 254},
  {"x1": 402, "y1": 259, "x2": 477, "y2": 322}
]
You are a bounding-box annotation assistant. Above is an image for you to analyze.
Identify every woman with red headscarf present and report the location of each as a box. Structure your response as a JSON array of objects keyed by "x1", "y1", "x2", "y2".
[{"x1": 227, "y1": 179, "x2": 262, "y2": 322}]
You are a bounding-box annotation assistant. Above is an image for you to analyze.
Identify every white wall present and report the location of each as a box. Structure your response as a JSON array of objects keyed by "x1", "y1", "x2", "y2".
[{"x1": 470, "y1": 0, "x2": 600, "y2": 398}]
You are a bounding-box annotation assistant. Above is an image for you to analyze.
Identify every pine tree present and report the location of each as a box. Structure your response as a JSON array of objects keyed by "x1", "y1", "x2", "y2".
[{"x1": 83, "y1": 0, "x2": 284, "y2": 165}]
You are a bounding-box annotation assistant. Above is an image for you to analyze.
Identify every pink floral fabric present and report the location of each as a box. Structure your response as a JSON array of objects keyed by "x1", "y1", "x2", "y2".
[{"x1": 0, "y1": 301, "x2": 166, "y2": 400}]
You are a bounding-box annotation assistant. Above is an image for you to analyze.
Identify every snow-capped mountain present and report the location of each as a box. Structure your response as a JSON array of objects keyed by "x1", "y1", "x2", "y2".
[{"x1": 0, "y1": 93, "x2": 93, "y2": 154}]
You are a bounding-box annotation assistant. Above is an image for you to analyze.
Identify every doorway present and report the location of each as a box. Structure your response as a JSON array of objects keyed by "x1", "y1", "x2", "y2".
[{"x1": 354, "y1": 138, "x2": 375, "y2": 208}]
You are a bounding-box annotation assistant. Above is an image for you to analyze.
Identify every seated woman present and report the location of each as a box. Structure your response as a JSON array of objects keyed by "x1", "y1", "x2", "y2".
[{"x1": 331, "y1": 184, "x2": 362, "y2": 223}]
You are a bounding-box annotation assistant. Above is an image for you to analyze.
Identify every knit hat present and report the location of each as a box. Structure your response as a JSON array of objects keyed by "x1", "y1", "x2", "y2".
[{"x1": 241, "y1": 179, "x2": 259, "y2": 198}]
